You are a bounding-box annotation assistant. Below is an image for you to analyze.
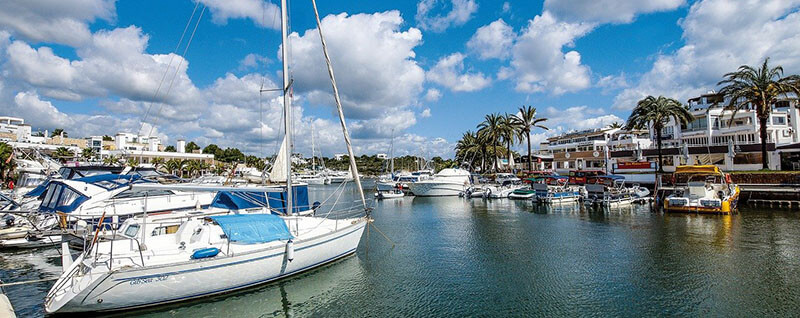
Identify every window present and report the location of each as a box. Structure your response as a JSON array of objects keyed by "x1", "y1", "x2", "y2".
[
  {"x1": 56, "y1": 187, "x2": 80, "y2": 207},
  {"x1": 772, "y1": 116, "x2": 786, "y2": 125},
  {"x1": 42, "y1": 185, "x2": 57, "y2": 207},
  {"x1": 124, "y1": 224, "x2": 140, "y2": 237}
]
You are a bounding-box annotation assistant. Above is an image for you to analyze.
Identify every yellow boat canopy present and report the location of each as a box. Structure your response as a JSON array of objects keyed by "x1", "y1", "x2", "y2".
[{"x1": 674, "y1": 165, "x2": 722, "y2": 175}]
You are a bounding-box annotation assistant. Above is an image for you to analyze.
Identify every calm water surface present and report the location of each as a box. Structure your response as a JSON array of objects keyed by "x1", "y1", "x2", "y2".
[{"x1": 2, "y1": 182, "x2": 800, "y2": 317}]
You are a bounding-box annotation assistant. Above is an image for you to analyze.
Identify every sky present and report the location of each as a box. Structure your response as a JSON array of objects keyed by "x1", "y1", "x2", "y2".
[{"x1": 1, "y1": 0, "x2": 799, "y2": 159}]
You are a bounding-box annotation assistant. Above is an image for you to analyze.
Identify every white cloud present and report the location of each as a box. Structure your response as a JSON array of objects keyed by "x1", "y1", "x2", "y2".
[
  {"x1": 544, "y1": 0, "x2": 684, "y2": 24},
  {"x1": 287, "y1": 11, "x2": 425, "y2": 120},
  {"x1": 467, "y1": 19, "x2": 515, "y2": 60},
  {"x1": 6, "y1": 26, "x2": 203, "y2": 111},
  {"x1": 504, "y1": 12, "x2": 594, "y2": 95},
  {"x1": 597, "y1": 73, "x2": 629, "y2": 94},
  {"x1": 613, "y1": 0, "x2": 800, "y2": 110},
  {"x1": 502, "y1": 2, "x2": 511, "y2": 13},
  {"x1": 415, "y1": 0, "x2": 478, "y2": 32},
  {"x1": 427, "y1": 53, "x2": 491, "y2": 92},
  {"x1": 0, "y1": 0, "x2": 116, "y2": 46},
  {"x1": 424, "y1": 88, "x2": 442, "y2": 101},
  {"x1": 12, "y1": 91, "x2": 71, "y2": 129},
  {"x1": 420, "y1": 108, "x2": 432, "y2": 118},
  {"x1": 197, "y1": 0, "x2": 281, "y2": 29},
  {"x1": 238, "y1": 53, "x2": 270, "y2": 71}
]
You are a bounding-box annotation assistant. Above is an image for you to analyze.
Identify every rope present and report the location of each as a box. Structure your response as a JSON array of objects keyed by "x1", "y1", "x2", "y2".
[{"x1": 310, "y1": 0, "x2": 367, "y2": 210}]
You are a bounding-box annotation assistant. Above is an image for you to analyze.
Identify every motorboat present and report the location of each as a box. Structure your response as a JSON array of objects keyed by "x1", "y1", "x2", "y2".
[
  {"x1": 408, "y1": 168, "x2": 471, "y2": 197},
  {"x1": 583, "y1": 175, "x2": 636, "y2": 208},
  {"x1": 296, "y1": 173, "x2": 330, "y2": 185},
  {"x1": 375, "y1": 189, "x2": 404, "y2": 199},
  {"x1": 484, "y1": 173, "x2": 525, "y2": 199},
  {"x1": 663, "y1": 165, "x2": 739, "y2": 214},
  {"x1": 532, "y1": 176, "x2": 581, "y2": 204}
]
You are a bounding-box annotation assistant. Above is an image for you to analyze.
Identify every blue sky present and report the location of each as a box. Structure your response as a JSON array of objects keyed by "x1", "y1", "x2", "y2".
[{"x1": 1, "y1": 0, "x2": 798, "y2": 158}]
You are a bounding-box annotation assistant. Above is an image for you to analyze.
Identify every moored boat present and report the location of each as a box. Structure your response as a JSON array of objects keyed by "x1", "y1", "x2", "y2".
[{"x1": 663, "y1": 165, "x2": 739, "y2": 214}]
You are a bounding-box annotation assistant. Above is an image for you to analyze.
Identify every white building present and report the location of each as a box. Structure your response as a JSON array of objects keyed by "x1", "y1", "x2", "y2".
[
  {"x1": 543, "y1": 127, "x2": 620, "y2": 172},
  {"x1": 0, "y1": 116, "x2": 46, "y2": 143},
  {"x1": 640, "y1": 91, "x2": 800, "y2": 171},
  {"x1": 376, "y1": 153, "x2": 388, "y2": 159}
]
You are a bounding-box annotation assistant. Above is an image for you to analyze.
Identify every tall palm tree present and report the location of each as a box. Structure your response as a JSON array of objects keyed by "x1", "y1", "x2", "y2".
[
  {"x1": 608, "y1": 122, "x2": 623, "y2": 129},
  {"x1": 512, "y1": 106, "x2": 548, "y2": 171},
  {"x1": 625, "y1": 96, "x2": 693, "y2": 172},
  {"x1": 477, "y1": 113, "x2": 503, "y2": 172},
  {"x1": 126, "y1": 157, "x2": 140, "y2": 168},
  {"x1": 103, "y1": 155, "x2": 119, "y2": 166},
  {"x1": 499, "y1": 114, "x2": 520, "y2": 172},
  {"x1": 717, "y1": 58, "x2": 800, "y2": 169}
]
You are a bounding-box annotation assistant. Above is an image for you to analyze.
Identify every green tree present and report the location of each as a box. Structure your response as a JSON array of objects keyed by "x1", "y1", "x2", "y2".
[
  {"x1": 164, "y1": 145, "x2": 176, "y2": 152},
  {"x1": 102, "y1": 135, "x2": 113, "y2": 141},
  {"x1": 512, "y1": 105, "x2": 548, "y2": 172},
  {"x1": 0, "y1": 142, "x2": 14, "y2": 183},
  {"x1": 625, "y1": 96, "x2": 694, "y2": 172},
  {"x1": 185, "y1": 141, "x2": 201, "y2": 153},
  {"x1": 81, "y1": 148, "x2": 95, "y2": 160},
  {"x1": 54, "y1": 147, "x2": 73, "y2": 163},
  {"x1": 499, "y1": 113, "x2": 521, "y2": 172},
  {"x1": 126, "y1": 157, "x2": 140, "y2": 167},
  {"x1": 203, "y1": 144, "x2": 221, "y2": 155},
  {"x1": 717, "y1": 57, "x2": 800, "y2": 169},
  {"x1": 103, "y1": 155, "x2": 119, "y2": 166},
  {"x1": 478, "y1": 113, "x2": 503, "y2": 172},
  {"x1": 51, "y1": 128, "x2": 66, "y2": 138},
  {"x1": 608, "y1": 122, "x2": 623, "y2": 129},
  {"x1": 151, "y1": 157, "x2": 166, "y2": 172}
]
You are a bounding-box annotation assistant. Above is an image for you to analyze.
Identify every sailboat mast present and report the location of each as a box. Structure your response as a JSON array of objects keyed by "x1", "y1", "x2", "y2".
[
  {"x1": 280, "y1": 0, "x2": 293, "y2": 215},
  {"x1": 390, "y1": 129, "x2": 394, "y2": 175},
  {"x1": 311, "y1": 0, "x2": 367, "y2": 209},
  {"x1": 311, "y1": 123, "x2": 316, "y2": 172}
]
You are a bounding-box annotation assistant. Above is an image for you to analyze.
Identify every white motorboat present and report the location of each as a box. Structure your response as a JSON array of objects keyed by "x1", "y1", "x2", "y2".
[
  {"x1": 583, "y1": 176, "x2": 635, "y2": 208},
  {"x1": 532, "y1": 182, "x2": 581, "y2": 204},
  {"x1": 663, "y1": 165, "x2": 739, "y2": 214},
  {"x1": 375, "y1": 189, "x2": 404, "y2": 199},
  {"x1": 296, "y1": 173, "x2": 329, "y2": 185},
  {"x1": 408, "y1": 168, "x2": 471, "y2": 197}
]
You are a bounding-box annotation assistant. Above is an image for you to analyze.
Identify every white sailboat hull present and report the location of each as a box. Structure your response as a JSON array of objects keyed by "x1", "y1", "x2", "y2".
[{"x1": 45, "y1": 220, "x2": 366, "y2": 313}]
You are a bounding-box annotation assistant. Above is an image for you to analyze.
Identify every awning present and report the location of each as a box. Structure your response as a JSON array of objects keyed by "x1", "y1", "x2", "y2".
[{"x1": 209, "y1": 214, "x2": 292, "y2": 244}]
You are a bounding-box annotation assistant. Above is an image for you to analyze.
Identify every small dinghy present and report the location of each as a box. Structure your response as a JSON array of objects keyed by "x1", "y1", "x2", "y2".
[{"x1": 375, "y1": 189, "x2": 405, "y2": 199}]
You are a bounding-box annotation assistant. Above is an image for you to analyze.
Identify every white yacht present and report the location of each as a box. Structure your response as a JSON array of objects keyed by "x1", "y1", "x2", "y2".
[{"x1": 408, "y1": 168, "x2": 472, "y2": 197}]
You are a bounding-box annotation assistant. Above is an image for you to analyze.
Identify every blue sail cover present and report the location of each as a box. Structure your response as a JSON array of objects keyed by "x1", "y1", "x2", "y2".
[
  {"x1": 210, "y1": 191, "x2": 270, "y2": 211},
  {"x1": 209, "y1": 214, "x2": 292, "y2": 244},
  {"x1": 267, "y1": 185, "x2": 310, "y2": 214}
]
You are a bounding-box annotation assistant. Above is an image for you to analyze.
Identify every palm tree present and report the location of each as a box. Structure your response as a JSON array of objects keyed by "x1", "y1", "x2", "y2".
[
  {"x1": 54, "y1": 147, "x2": 73, "y2": 163},
  {"x1": 81, "y1": 148, "x2": 95, "y2": 161},
  {"x1": 512, "y1": 106, "x2": 548, "y2": 171},
  {"x1": 625, "y1": 96, "x2": 694, "y2": 172},
  {"x1": 477, "y1": 113, "x2": 503, "y2": 172},
  {"x1": 0, "y1": 142, "x2": 14, "y2": 183},
  {"x1": 151, "y1": 157, "x2": 165, "y2": 172},
  {"x1": 126, "y1": 157, "x2": 140, "y2": 168},
  {"x1": 455, "y1": 130, "x2": 481, "y2": 169},
  {"x1": 103, "y1": 155, "x2": 119, "y2": 166},
  {"x1": 51, "y1": 128, "x2": 66, "y2": 138},
  {"x1": 608, "y1": 122, "x2": 623, "y2": 129},
  {"x1": 717, "y1": 58, "x2": 800, "y2": 169},
  {"x1": 499, "y1": 114, "x2": 521, "y2": 172},
  {"x1": 165, "y1": 159, "x2": 182, "y2": 176}
]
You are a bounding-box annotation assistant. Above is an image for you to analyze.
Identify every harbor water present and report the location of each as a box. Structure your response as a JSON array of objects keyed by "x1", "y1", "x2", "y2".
[{"x1": 2, "y1": 181, "x2": 800, "y2": 317}]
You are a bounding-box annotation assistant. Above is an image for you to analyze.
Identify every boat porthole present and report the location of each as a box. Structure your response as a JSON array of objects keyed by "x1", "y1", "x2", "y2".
[{"x1": 97, "y1": 299, "x2": 103, "y2": 303}]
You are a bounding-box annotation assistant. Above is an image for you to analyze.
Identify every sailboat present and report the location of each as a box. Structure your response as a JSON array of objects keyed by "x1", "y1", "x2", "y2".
[
  {"x1": 295, "y1": 123, "x2": 330, "y2": 185},
  {"x1": 44, "y1": 0, "x2": 369, "y2": 313}
]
